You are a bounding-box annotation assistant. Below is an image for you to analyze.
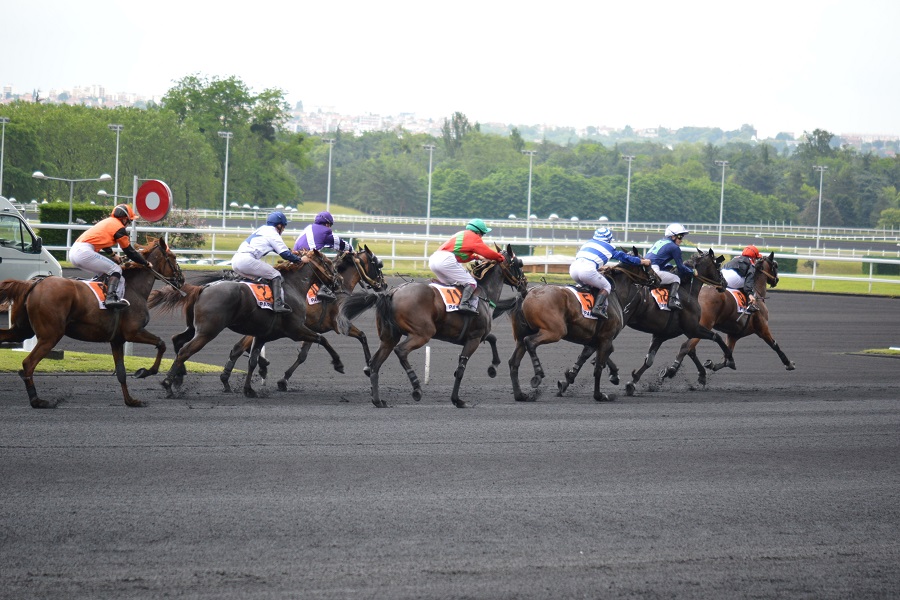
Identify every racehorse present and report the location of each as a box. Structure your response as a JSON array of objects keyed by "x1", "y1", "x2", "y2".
[
  {"x1": 620, "y1": 248, "x2": 735, "y2": 396},
  {"x1": 0, "y1": 238, "x2": 184, "y2": 408},
  {"x1": 500, "y1": 253, "x2": 658, "y2": 402},
  {"x1": 665, "y1": 251, "x2": 795, "y2": 376},
  {"x1": 338, "y1": 244, "x2": 527, "y2": 408},
  {"x1": 150, "y1": 249, "x2": 339, "y2": 398},
  {"x1": 219, "y1": 245, "x2": 387, "y2": 392}
]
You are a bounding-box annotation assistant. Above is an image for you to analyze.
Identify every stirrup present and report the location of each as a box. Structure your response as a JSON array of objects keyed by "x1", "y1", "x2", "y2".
[
  {"x1": 273, "y1": 302, "x2": 293, "y2": 313},
  {"x1": 316, "y1": 286, "x2": 336, "y2": 301},
  {"x1": 104, "y1": 297, "x2": 130, "y2": 309},
  {"x1": 457, "y1": 302, "x2": 477, "y2": 314},
  {"x1": 746, "y1": 303, "x2": 759, "y2": 313}
]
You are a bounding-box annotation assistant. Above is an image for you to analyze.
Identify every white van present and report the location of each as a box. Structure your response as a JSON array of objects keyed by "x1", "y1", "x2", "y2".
[{"x1": 0, "y1": 196, "x2": 63, "y2": 282}]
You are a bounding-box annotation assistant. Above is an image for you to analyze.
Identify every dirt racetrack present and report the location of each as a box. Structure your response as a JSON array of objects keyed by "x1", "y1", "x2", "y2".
[{"x1": 1, "y1": 277, "x2": 898, "y2": 599}]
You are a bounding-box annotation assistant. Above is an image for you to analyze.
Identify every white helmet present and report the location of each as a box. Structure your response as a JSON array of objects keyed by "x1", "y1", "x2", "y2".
[
  {"x1": 593, "y1": 227, "x2": 614, "y2": 244},
  {"x1": 665, "y1": 223, "x2": 689, "y2": 238}
]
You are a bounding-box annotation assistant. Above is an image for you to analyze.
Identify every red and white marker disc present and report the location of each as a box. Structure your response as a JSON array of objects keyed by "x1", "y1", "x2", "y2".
[{"x1": 135, "y1": 179, "x2": 173, "y2": 222}]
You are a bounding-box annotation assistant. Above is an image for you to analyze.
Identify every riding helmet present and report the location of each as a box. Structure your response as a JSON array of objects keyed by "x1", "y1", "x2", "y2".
[
  {"x1": 665, "y1": 223, "x2": 689, "y2": 238},
  {"x1": 593, "y1": 227, "x2": 615, "y2": 244},
  {"x1": 742, "y1": 245, "x2": 762, "y2": 259},
  {"x1": 266, "y1": 211, "x2": 288, "y2": 228},
  {"x1": 112, "y1": 204, "x2": 136, "y2": 221},
  {"x1": 315, "y1": 211, "x2": 334, "y2": 226},
  {"x1": 466, "y1": 218, "x2": 491, "y2": 234}
]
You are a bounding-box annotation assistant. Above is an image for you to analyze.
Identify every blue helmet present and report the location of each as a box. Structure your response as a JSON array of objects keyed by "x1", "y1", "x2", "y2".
[
  {"x1": 266, "y1": 211, "x2": 288, "y2": 227},
  {"x1": 315, "y1": 211, "x2": 334, "y2": 226},
  {"x1": 593, "y1": 227, "x2": 614, "y2": 244}
]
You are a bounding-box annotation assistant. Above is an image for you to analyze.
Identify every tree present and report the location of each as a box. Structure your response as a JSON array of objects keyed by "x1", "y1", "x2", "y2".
[{"x1": 440, "y1": 112, "x2": 472, "y2": 158}]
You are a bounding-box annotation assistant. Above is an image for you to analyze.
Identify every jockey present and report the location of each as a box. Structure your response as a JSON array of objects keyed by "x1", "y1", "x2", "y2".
[
  {"x1": 722, "y1": 245, "x2": 762, "y2": 313},
  {"x1": 69, "y1": 204, "x2": 149, "y2": 310},
  {"x1": 645, "y1": 223, "x2": 697, "y2": 310},
  {"x1": 231, "y1": 211, "x2": 302, "y2": 313},
  {"x1": 292, "y1": 211, "x2": 347, "y2": 301},
  {"x1": 569, "y1": 227, "x2": 650, "y2": 319},
  {"x1": 429, "y1": 218, "x2": 504, "y2": 314}
]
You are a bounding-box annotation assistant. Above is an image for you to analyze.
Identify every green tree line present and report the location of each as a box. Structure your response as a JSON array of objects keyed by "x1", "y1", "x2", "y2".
[{"x1": 2, "y1": 76, "x2": 900, "y2": 229}]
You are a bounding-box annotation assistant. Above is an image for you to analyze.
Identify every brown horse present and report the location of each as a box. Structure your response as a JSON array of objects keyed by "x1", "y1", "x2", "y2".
[
  {"x1": 150, "y1": 249, "x2": 340, "y2": 398},
  {"x1": 621, "y1": 248, "x2": 735, "y2": 396},
  {"x1": 338, "y1": 245, "x2": 527, "y2": 408},
  {"x1": 665, "y1": 251, "x2": 795, "y2": 376},
  {"x1": 0, "y1": 238, "x2": 184, "y2": 408},
  {"x1": 500, "y1": 255, "x2": 658, "y2": 402},
  {"x1": 219, "y1": 245, "x2": 387, "y2": 392}
]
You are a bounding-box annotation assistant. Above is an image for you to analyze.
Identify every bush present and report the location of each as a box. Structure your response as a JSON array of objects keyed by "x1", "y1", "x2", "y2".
[{"x1": 862, "y1": 257, "x2": 900, "y2": 276}]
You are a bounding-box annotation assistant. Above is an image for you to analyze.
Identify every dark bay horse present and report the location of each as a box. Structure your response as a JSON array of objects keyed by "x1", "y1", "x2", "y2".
[
  {"x1": 666, "y1": 251, "x2": 795, "y2": 376},
  {"x1": 621, "y1": 248, "x2": 735, "y2": 396},
  {"x1": 0, "y1": 238, "x2": 184, "y2": 408},
  {"x1": 149, "y1": 249, "x2": 339, "y2": 398},
  {"x1": 500, "y1": 256, "x2": 658, "y2": 402},
  {"x1": 339, "y1": 245, "x2": 527, "y2": 408},
  {"x1": 219, "y1": 245, "x2": 387, "y2": 392}
]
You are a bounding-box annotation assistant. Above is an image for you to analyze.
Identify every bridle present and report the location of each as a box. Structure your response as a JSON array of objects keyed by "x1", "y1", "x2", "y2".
[
  {"x1": 144, "y1": 241, "x2": 185, "y2": 292},
  {"x1": 353, "y1": 249, "x2": 386, "y2": 291}
]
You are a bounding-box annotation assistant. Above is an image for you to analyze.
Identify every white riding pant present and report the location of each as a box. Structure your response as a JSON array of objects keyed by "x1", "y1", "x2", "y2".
[
  {"x1": 722, "y1": 268, "x2": 744, "y2": 290},
  {"x1": 429, "y1": 250, "x2": 475, "y2": 288},
  {"x1": 569, "y1": 258, "x2": 610, "y2": 294},
  {"x1": 651, "y1": 264, "x2": 680, "y2": 285},
  {"x1": 68, "y1": 242, "x2": 125, "y2": 296},
  {"x1": 231, "y1": 253, "x2": 281, "y2": 281}
]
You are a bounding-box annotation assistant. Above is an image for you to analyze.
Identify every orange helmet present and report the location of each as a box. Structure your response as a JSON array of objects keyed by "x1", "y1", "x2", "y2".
[
  {"x1": 741, "y1": 245, "x2": 761, "y2": 259},
  {"x1": 112, "y1": 204, "x2": 136, "y2": 222}
]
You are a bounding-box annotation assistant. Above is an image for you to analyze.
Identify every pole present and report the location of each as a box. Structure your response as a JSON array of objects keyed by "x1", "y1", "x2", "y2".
[
  {"x1": 623, "y1": 155, "x2": 634, "y2": 242},
  {"x1": 523, "y1": 150, "x2": 537, "y2": 241},
  {"x1": 218, "y1": 131, "x2": 233, "y2": 228},
  {"x1": 814, "y1": 165, "x2": 827, "y2": 250},
  {"x1": 67, "y1": 180, "x2": 75, "y2": 247},
  {"x1": 424, "y1": 144, "x2": 435, "y2": 257},
  {"x1": 108, "y1": 124, "x2": 123, "y2": 201},
  {"x1": 324, "y1": 138, "x2": 336, "y2": 212},
  {"x1": 0, "y1": 117, "x2": 9, "y2": 197},
  {"x1": 715, "y1": 160, "x2": 728, "y2": 246}
]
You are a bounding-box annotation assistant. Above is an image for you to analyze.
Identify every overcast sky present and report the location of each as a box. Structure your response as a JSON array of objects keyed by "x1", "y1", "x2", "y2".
[{"x1": 5, "y1": 0, "x2": 899, "y2": 139}]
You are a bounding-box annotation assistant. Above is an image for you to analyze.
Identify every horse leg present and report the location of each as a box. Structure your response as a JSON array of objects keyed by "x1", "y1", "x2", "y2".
[
  {"x1": 368, "y1": 332, "x2": 401, "y2": 408},
  {"x1": 277, "y1": 342, "x2": 312, "y2": 392},
  {"x1": 557, "y1": 344, "x2": 594, "y2": 396},
  {"x1": 663, "y1": 337, "x2": 698, "y2": 380},
  {"x1": 625, "y1": 336, "x2": 665, "y2": 396},
  {"x1": 220, "y1": 337, "x2": 252, "y2": 393},
  {"x1": 319, "y1": 336, "x2": 345, "y2": 374},
  {"x1": 449, "y1": 337, "x2": 482, "y2": 408},
  {"x1": 345, "y1": 324, "x2": 373, "y2": 377},
  {"x1": 593, "y1": 340, "x2": 617, "y2": 402},
  {"x1": 524, "y1": 329, "x2": 563, "y2": 389},
  {"x1": 606, "y1": 356, "x2": 620, "y2": 386},
  {"x1": 162, "y1": 333, "x2": 215, "y2": 397},
  {"x1": 753, "y1": 324, "x2": 796, "y2": 371},
  {"x1": 392, "y1": 333, "x2": 430, "y2": 402},
  {"x1": 111, "y1": 342, "x2": 144, "y2": 407},
  {"x1": 242, "y1": 340, "x2": 265, "y2": 398},
  {"x1": 17, "y1": 334, "x2": 64, "y2": 409},
  {"x1": 508, "y1": 341, "x2": 532, "y2": 402},
  {"x1": 170, "y1": 327, "x2": 195, "y2": 387},
  {"x1": 484, "y1": 333, "x2": 500, "y2": 378}
]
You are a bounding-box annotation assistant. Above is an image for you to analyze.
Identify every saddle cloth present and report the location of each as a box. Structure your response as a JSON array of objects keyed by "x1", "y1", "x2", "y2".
[
  {"x1": 564, "y1": 285, "x2": 597, "y2": 320},
  {"x1": 429, "y1": 283, "x2": 479, "y2": 313},
  {"x1": 727, "y1": 289, "x2": 751, "y2": 315},
  {"x1": 650, "y1": 288, "x2": 676, "y2": 311},
  {"x1": 307, "y1": 282, "x2": 321, "y2": 306},
  {"x1": 81, "y1": 280, "x2": 110, "y2": 309}
]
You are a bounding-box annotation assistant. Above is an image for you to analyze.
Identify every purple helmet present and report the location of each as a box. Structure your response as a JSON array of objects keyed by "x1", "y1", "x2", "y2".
[{"x1": 315, "y1": 211, "x2": 334, "y2": 226}]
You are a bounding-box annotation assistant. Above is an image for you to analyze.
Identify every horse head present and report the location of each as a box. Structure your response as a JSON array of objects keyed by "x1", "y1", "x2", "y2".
[
  {"x1": 690, "y1": 248, "x2": 726, "y2": 292},
  {"x1": 300, "y1": 248, "x2": 341, "y2": 290},
  {"x1": 139, "y1": 237, "x2": 185, "y2": 289},
  {"x1": 354, "y1": 244, "x2": 387, "y2": 291},
  {"x1": 758, "y1": 251, "x2": 779, "y2": 288},
  {"x1": 500, "y1": 244, "x2": 528, "y2": 294}
]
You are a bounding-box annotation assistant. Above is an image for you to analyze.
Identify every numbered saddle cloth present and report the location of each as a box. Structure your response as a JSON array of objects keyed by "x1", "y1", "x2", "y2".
[
  {"x1": 429, "y1": 282, "x2": 479, "y2": 313},
  {"x1": 564, "y1": 285, "x2": 598, "y2": 320}
]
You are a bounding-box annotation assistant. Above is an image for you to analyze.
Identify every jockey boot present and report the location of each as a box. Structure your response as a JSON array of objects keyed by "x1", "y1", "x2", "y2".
[
  {"x1": 457, "y1": 285, "x2": 478, "y2": 314},
  {"x1": 103, "y1": 273, "x2": 129, "y2": 310},
  {"x1": 591, "y1": 290, "x2": 609, "y2": 319},
  {"x1": 667, "y1": 283, "x2": 682, "y2": 310},
  {"x1": 316, "y1": 284, "x2": 337, "y2": 301},
  {"x1": 270, "y1": 277, "x2": 292, "y2": 313}
]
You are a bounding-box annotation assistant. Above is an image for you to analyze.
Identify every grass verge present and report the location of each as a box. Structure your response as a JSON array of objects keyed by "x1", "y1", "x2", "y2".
[{"x1": 0, "y1": 349, "x2": 230, "y2": 374}]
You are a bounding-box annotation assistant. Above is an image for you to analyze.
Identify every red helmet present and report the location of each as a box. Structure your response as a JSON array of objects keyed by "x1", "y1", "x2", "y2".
[
  {"x1": 112, "y1": 204, "x2": 136, "y2": 221},
  {"x1": 741, "y1": 245, "x2": 761, "y2": 259}
]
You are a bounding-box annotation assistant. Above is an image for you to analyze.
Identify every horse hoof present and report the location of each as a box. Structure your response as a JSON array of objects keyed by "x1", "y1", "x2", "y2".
[
  {"x1": 30, "y1": 397, "x2": 57, "y2": 409},
  {"x1": 125, "y1": 398, "x2": 146, "y2": 408},
  {"x1": 556, "y1": 381, "x2": 567, "y2": 396},
  {"x1": 372, "y1": 399, "x2": 388, "y2": 408},
  {"x1": 487, "y1": 365, "x2": 497, "y2": 378},
  {"x1": 786, "y1": 362, "x2": 796, "y2": 371},
  {"x1": 363, "y1": 367, "x2": 371, "y2": 377},
  {"x1": 726, "y1": 360, "x2": 737, "y2": 370},
  {"x1": 133, "y1": 368, "x2": 149, "y2": 379},
  {"x1": 411, "y1": 389, "x2": 422, "y2": 402},
  {"x1": 609, "y1": 374, "x2": 620, "y2": 386},
  {"x1": 625, "y1": 383, "x2": 635, "y2": 397},
  {"x1": 453, "y1": 399, "x2": 471, "y2": 408},
  {"x1": 594, "y1": 393, "x2": 615, "y2": 402},
  {"x1": 243, "y1": 388, "x2": 258, "y2": 398},
  {"x1": 277, "y1": 380, "x2": 288, "y2": 392},
  {"x1": 530, "y1": 375, "x2": 543, "y2": 389},
  {"x1": 334, "y1": 363, "x2": 345, "y2": 374},
  {"x1": 514, "y1": 393, "x2": 530, "y2": 402},
  {"x1": 703, "y1": 359, "x2": 714, "y2": 369}
]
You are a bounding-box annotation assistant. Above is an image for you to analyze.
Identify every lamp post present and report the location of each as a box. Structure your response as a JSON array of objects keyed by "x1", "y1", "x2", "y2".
[
  {"x1": 813, "y1": 165, "x2": 828, "y2": 249},
  {"x1": 323, "y1": 138, "x2": 336, "y2": 212},
  {"x1": 622, "y1": 155, "x2": 634, "y2": 242},
  {"x1": 0, "y1": 117, "x2": 9, "y2": 197},
  {"x1": 32, "y1": 171, "x2": 112, "y2": 247},
  {"x1": 108, "y1": 124, "x2": 123, "y2": 200},
  {"x1": 715, "y1": 160, "x2": 729, "y2": 246},
  {"x1": 423, "y1": 144, "x2": 436, "y2": 257},
  {"x1": 523, "y1": 150, "x2": 537, "y2": 241},
  {"x1": 218, "y1": 131, "x2": 233, "y2": 228},
  {"x1": 548, "y1": 213, "x2": 559, "y2": 254}
]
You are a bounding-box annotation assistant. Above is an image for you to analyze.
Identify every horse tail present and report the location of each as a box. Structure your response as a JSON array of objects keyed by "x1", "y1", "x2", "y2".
[
  {"x1": 0, "y1": 279, "x2": 36, "y2": 306},
  {"x1": 336, "y1": 292, "x2": 380, "y2": 335},
  {"x1": 507, "y1": 294, "x2": 530, "y2": 341},
  {"x1": 148, "y1": 282, "x2": 202, "y2": 314},
  {"x1": 492, "y1": 295, "x2": 519, "y2": 319},
  {"x1": 372, "y1": 293, "x2": 402, "y2": 340}
]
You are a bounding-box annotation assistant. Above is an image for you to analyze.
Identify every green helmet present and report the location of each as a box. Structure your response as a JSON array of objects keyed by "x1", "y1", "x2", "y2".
[{"x1": 466, "y1": 218, "x2": 491, "y2": 234}]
